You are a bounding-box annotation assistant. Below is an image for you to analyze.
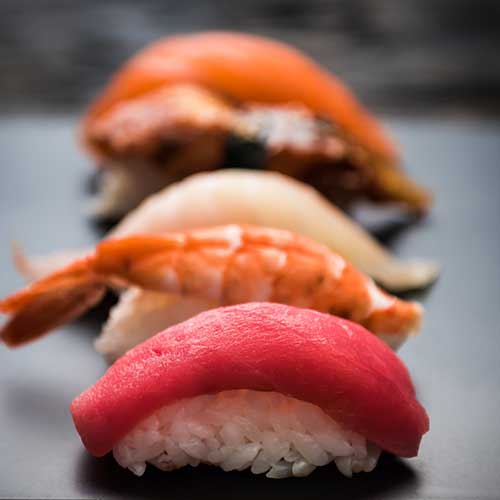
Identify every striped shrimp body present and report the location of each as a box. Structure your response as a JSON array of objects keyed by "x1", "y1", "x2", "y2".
[{"x1": 0, "y1": 225, "x2": 421, "y2": 357}]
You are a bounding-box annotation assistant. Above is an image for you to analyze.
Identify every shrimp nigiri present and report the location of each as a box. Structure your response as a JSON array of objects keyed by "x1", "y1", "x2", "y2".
[
  {"x1": 82, "y1": 32, "x2": 431, "y2": 217},
  {"x1": 71, "y1": 302, "x2": 429, "y2": 478},
  {"x1": 20, "y1": 170, "x2": 439, "y2": 291},
  {"x1": 0, "y1": 225, "x2": 422, "y2": 360}
]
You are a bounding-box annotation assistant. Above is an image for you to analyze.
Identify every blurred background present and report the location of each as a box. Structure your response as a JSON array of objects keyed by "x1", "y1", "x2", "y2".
[{"x1": 1, "y1": 0, "x2": 499, "y2": 117}]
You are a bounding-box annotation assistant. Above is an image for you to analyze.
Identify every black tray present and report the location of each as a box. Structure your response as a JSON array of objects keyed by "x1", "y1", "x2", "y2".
[{"x1": 1, "y1": 116, "x2": 499, "y2": 499}]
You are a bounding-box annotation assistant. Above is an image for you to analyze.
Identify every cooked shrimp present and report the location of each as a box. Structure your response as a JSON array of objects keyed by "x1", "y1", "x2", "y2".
[{"x1": 0, "y1": 225, "x2": 421, "y2": 353}]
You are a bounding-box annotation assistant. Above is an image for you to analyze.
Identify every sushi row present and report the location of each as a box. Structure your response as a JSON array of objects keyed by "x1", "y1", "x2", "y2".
[
  {"x1": 82, "y1": 32, "x2": 432, "y2": 219},
  {"x1": 0, "y1": 31, "x2": 433, "y2": 480}
]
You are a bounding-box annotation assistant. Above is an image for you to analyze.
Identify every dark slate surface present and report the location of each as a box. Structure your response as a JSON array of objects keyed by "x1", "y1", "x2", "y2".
[
  {"x1": 1, "y1": 0, "x2": 500, "y2": 115},
  {"x1": 0, "y1": 116, "x2": 499, "y2": 499}
]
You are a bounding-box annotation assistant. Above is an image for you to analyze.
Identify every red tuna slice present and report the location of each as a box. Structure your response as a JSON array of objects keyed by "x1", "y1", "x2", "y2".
[{"x1": 70, "y1": 302, "x2": 429, "y2": 458}]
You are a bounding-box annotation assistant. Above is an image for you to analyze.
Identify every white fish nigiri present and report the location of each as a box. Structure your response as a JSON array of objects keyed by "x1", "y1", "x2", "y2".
[{"x1": 18, "y1": 170, "x2": 438, "y2": 291}]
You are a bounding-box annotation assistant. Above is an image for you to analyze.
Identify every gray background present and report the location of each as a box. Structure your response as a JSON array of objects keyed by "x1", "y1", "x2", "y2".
[{"x1": 1, "y1": 0, "x2": 499, "y2": 115}]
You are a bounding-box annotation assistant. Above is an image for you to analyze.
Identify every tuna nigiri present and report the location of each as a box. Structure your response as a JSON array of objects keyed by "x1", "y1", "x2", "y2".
[
  {"x1": 20, "y1": 170, "x2": 439, "y2": 290},
  {"x1": 71, "y1": 302, "x2": 429, "y2": 478},
  {"x1": 82, "y1": 32, "x2": 431, "y2": 217},
  {"x1": 0, "y1": 225, "x2": 422, "y2": 359}
]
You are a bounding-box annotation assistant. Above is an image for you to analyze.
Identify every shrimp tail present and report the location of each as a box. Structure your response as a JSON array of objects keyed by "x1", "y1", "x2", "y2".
[
  {"x1": 0, "y1": 236, "x2": 180, "y2": 348},
  {"x1": 0, "y1": 236, "x2": 174, "y2": 347},
  {"x1": 0, "y1": 257, "x2": 105, "y2": 347},
  {"x1": 12, "y1": 241, "x2": 90, "y2": 282}
]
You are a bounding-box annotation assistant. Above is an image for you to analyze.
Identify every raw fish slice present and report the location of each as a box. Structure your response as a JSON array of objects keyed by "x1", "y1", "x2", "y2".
[
  {"x1": 0, "y1": 225, "x2": 422, "y2": 349},
  {"x1": 20, "y1": 170, "x2": 439, "y2": 290},
  {"x1": 70, "y1": 302, "x2": 429, "y2": 458}
]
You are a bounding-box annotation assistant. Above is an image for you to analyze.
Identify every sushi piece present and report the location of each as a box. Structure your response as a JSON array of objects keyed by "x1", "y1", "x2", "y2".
[
  {"x1": 110, "y1": 170, "x2": 438, "y2": 291},
  {"x1": 20, "y1": 170, "x2": 439, "y2": 290},
  {"x1": 0, "y1": 225, "x2": 422, "y2": 359},
  {"x1": 82, "y1": 32, "x2": 432, "y2": 218},
  {"x1": 71, "y1": 302, "x2": 429, "y2": 478}
]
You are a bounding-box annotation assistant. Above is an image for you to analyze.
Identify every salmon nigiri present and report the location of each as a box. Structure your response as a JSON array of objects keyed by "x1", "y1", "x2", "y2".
[
  {"x1": 0, "y1": 225, "x2": 422, "y2": 360},
  {"x1": 82, "y1": 32, "x2": 431, "y2": 218},
  {"x1": 71, "y1": 302, "x2": 429, "y2": 478}
]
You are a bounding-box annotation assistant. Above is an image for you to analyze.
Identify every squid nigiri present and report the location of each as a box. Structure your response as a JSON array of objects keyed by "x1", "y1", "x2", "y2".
[
  {"x1": 21, "y1": 170, "x2": 439, "y2": 291},
  {"x1": 0, "y1": 225, "x2": 422, "y2": 360},
  {"x1": 71, "y1": 302, "x2": 429, "y2": 478},
  {"x1": 82, "y1": 32, "x2": 432, "y2": 217}
]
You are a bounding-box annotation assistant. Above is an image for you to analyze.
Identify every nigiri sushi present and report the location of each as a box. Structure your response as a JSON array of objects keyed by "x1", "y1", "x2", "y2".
[
  {"x1": 82, "y1": 32, "x2": 432, "y2": 218},
  {"x1": 71, "y1": 302, "x2": 429, "y2": 478},
  {"x1": 0, "y1": 225, "x2": 422, "y2": 360},
  {"x1": 20, "y1": 170, "x2": 439, "y2": 290}
]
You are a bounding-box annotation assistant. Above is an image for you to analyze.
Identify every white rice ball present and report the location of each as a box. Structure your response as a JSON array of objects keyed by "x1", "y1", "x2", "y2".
[{"x1": 113, "y1": 390, "x2": 381, "y2": 479}]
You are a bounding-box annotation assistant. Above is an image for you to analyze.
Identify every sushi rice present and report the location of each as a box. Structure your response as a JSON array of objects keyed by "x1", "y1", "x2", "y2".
[{"x1": 113, "y1": 389, "x2": 381, "y2": 479}]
